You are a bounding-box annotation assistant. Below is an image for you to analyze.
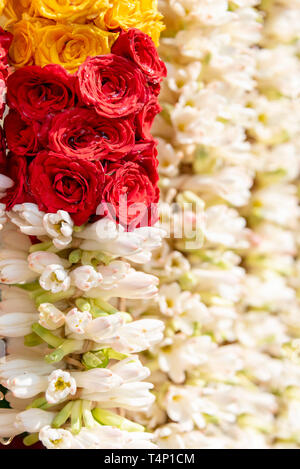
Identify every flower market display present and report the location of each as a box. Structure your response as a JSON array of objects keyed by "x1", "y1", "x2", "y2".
[
  {"x1": 0, "y1": 1, "x2": 167, "y2": 449},
  {"x1": 126, "y1": 0, "x2": 300, "y2": 449}
]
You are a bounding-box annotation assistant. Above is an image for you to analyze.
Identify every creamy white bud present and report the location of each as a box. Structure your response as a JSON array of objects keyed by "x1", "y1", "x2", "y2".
[
  {"x1": 70, "y1": 265, "x2": 103, "y2": 291},
  {"x1": 97, "y1": 261, "x2": 130, "y2": 290},
  {"x1": 0, "y1": 259, "x2": 38, "y2": 284},
  {"x1": 0, "y1": 313, "x2": 39, "y2": 337},
  {"x1": 45, "y1": 370, "x2": 77, "y2": 404},
  {"x1": 39, "y1": 426, "x2": 76, "y2": 449},
  {"x1": 43, "y1": 211, "x2": 73, "y2": 249},
  {"x1": 39, "y1": 265, "x2": 71, "y2": 293},
  {"x1": 38, "y1": 303, "x2": 65, "y2": 330},
  {"x1": 15, "y1": 408, "x2": 55, "y2": 433},
  {"x1": 65, "y1": 308, "x2": 92, "y2": 335},
  {"x1": 71, "y1": 368, "x2": 123, "y2": 393},
  {"x1": 8, "y1": 204, "x2": 46, "y2": 236},
  {"x1": 95, "y1": 319, "x2": 165, "y2": 354},
  {"x1": 4, "y1": 373, "x2": 48, "y2": 399},
  {"x1": 87, "y1": 269, "x2": 159, "y2": 300},
  {"x1": 28, "y1": 251, "x2": 70, "y2": 274}
]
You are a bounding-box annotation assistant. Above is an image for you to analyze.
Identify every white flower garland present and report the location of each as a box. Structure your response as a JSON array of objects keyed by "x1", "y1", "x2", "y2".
[{"x1": 131, "y1": 0, "x2": 300, "y2": 449}]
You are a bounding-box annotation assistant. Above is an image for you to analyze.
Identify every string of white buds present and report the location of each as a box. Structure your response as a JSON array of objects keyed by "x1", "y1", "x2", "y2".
[{"x1": 0, "y1": 214, "x2": 165, "y2": 449}]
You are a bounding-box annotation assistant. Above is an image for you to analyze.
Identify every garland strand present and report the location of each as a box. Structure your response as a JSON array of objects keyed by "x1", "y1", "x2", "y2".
[{"x1": 0, "y1": 1, "x2": 167, "y2": 449}]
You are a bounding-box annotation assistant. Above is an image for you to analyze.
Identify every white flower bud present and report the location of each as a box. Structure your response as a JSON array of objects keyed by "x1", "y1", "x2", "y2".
[
  {"x1": 7, "y1": 203, "x2": 46, "y2": 236},
  {"x1": 87, "y1": 269, "x2": 159, "y2": 300},
  {"x1": 28, "y1": 251, "x2": 70, "y2": 274},
  {"x1": 45, "y1": 370, "x2": 77, "y2": 404},
  {"x1": 38, "y1": 303, "x2": 65, "y2": 330},
  {"x1": 0, "y1": 259, "x2": 38, "y2": 284},
  {"x1": 39, "y1": 426, "x2": 75, "y2": 449},
  {"x1": 76, "y1": 218, "x2": 140, "y2": 256},
  {"x1": 65, "y1": 308, "x2": 92, "y2": 335},
  {"x1": 97, "y1": 261, "x2": 130, "y2": 290},
  {"x1": 70, "y1": 265, "x2": 103, "y2": 291},
  {"x1": 15, "y1": 409, "x2": 55, "y2": 433},
  {"x1": 39, "y1": 264, "x2": 71, "y2": 293},
  {"x1": 71, "y1": 368, "x2": 123, "y2": 393},
  {"x1": 4, "y1": 373, "x2": 48, "y2": 399},
  {"x1": 43, "y1": 211, "x2": 73, "y2": 249},
  {"x1": 0, "y1": 313, "x2": 39, "y2": 337}
]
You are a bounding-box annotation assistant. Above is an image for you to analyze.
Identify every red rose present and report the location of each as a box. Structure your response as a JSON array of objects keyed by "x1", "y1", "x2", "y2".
[
  {"x1": 1, "y1": 154, "x2": 29, "y2": 210},
  {"x1": 102, "y1": 145, "x2": 159, "y2": 229},
  {"x1": 112, "y1": 29, "x2": 167, "y2": 83},
  {"x1": 136, "y1": 97, "x2": 162, "y2": 140},
  {"x1": 29, "y1": 151, "x2": 105, "y2": 225},
  {"x1": 77, "y1": 54, "x2": 148, "y2": 118},
  {"x1": 4, "y1": 110, "x2": 44, "y2": 157},
  {"x1": 127, "y1": 139, "x2": 160, "y2": 187},
  {"x1": 48, "y1": 107, "x2": 135, "y2": 161},
  {"x1": 7, "y1": 65, "x2": 77, "y2": 121}
]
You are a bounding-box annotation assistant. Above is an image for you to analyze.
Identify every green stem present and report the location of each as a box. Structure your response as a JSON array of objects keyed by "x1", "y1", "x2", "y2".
[
  {"x1": 75, "y1": 298, "x2": 91, "y2": 312},
  {"x1": 14, "y1": 280, "x2": 40, "y2": 292},
  {"x1": 69, "y1": 249, "x2": 82, "y2": 264},
  {"x1": 92, "y1": 408, "x2": 145, "y2": 432},
  {"x1": 35, "y1": 288, "x2": 76, "y2": 306},
  {"x1": 45, "y1": 339, "x2": 83, "y2": 364},
  {"x1": 32, "y1": 323, "x2": 64, "y2": 348},
  {"x1": 52, "y1": 401, "x2": 74, "y2": 428},
  {"x1": 29, "y1": 242, "x2": 54, "y2": 253},
  {"x1": 82, "y1": 401, "x2": 96, "y2": 429},
  {"x1": 26, "y1": 397, "x2": 55, "y2": 410},
  {"x1": 71, "y1": 400, "x2": 82, "y2": 435},
  {"x1": 24, "y1": 332, "x2": 44, "y2": 347},
  {"x1": 23, "y1": 433, "x2": 39, "y2": 446},
  {"x1": 93, "y1": 298, "x2": 117, "y2": 314}
]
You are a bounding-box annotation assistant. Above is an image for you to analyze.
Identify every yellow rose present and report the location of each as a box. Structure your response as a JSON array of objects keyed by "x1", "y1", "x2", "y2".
[
  {"x1": 8, "y1": 18, "x2": 39, "y2": 68},
  {"x1": 34, "y1": 23, "x2": 118, "y2": 73},
  {"x1": 31, "y1": 0, "x2": 109, "y2": 22},
  {"x1": 3, "y1": 0, "x2": 32, "y2": 25},
  {"x1": 96, "y1": 0, "x2": 164, "y2": 45}
]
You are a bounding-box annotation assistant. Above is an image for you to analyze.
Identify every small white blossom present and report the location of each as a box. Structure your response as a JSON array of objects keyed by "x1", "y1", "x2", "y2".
[
  {"x1": 8, "y1": 204, "x2": 46, "y2": 236},
  {"x1": 70, "y1": 265, "x2": 103, "y2": 291},
  {"x1": 39, "y1": 426, "x2": 75, "y2": 449},
  {"x1": 65, "y1": 308, "x2": 92, "y2": 335},
  {"x1": 28, "y1": 251, "x2": 70, "y2": 274},
  {"x1": 45, "y1": 370, "x2": 77, "y2": 404},
  {"x1": 38, "y1": 303, "x2": 66, "y2": 331},
  {"x1": 39, "y1": 264, "x2": 71, "y2": 293},
  {"x1": 43, "y1": 211, "x2": 73, "y2": 249}
]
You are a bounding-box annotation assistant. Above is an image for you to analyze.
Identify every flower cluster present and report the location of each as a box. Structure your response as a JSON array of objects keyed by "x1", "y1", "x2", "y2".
[
  {"x1": 1, "y1": 28, "x2": 166, "y2": 230},
  {"x1": 127, "y1": 0, "x2": 300, "y2": 450},
  {"x1": 0, "y1": 215, "x2": 165, "y2": 448},
  {"x1": 0, "y1": 1, "x2": 167, "y2": 451},
  {"x1": 2, "y1": 0, "x2": 164, "y2": 72}
]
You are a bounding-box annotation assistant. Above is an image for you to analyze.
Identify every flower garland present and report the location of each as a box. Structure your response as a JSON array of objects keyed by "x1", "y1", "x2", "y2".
[
  {"x1": 130, "y1": 0, "x2": 300, "y2": 449},
  {"x1": 0, "y1": 2, "x2": 167, "y2": 450}
]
